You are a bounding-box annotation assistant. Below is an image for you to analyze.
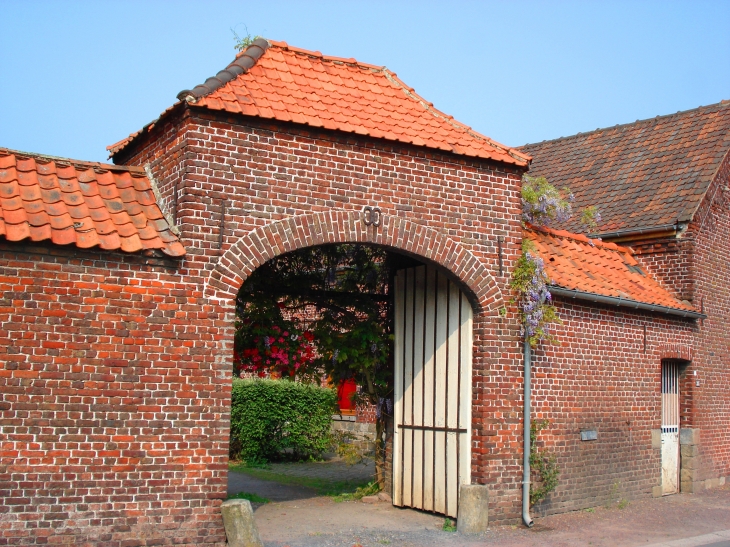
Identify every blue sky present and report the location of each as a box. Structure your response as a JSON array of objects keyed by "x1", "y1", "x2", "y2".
[{"x1": 1, "y1": 0, "x2": 728, "y2": 163}]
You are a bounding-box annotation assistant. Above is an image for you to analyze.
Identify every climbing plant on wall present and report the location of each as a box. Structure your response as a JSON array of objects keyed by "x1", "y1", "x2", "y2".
[
  {"x1": 513, "y1": 175, "x2": 599, "y2": 506},
  {"x1": 513, "y1": 175, "x2": 601, "y2": 346}
]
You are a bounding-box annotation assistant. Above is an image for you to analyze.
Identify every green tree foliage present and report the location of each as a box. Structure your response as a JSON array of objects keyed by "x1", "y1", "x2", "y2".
[
  {"x1": 235, "y1": 244, "x2": 395, "y2": 485},
  {"x1": 235, "y1": 244, "x2": 392, "y2": 391},
  {"x1": 230, "y1": 378, "x2": 337, "y2": 463}
]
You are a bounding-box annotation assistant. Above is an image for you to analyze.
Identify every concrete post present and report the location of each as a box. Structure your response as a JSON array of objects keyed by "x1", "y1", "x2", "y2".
[
  {"x1": 457, "y1": 484, "x2": 489, "y2": 534},
  {"x1": 221, "y1": 499, "x2": 264, "y2": 547}
]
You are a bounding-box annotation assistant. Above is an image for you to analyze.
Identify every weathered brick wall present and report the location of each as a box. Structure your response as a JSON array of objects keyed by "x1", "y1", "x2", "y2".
[
  {"x1": 40, "y1": 103, "x2": 529, "y2": 538},
  {"x1": 5, "y1": 97, "x2": 724, "y2": 545},
  {"x1": 530, "y1": 298, "x2": 696, "y2": 515},
  {"x1": 683, "y1": 152, "x2": 730, "y2": 489},
  {"x1": 629, "y1": 151, "x2": 730, "y2": 491},
  {"x1": 126, "y1": 108, "x2": 529, "y2": 524},
  {"x1": 632, "y1": 237, "x2": 694, "y2": 303},
  {"x1": 0, "y1": 243, "x2": 228, "y2": 546}
]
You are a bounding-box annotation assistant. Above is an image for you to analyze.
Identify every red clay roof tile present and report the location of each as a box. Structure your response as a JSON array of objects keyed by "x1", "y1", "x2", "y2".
[
  {"x1": 98, "y1": 232, "x2": 121, "y2": 250},
  {"x1": 29, "y1": 224, "x2": 51, "y2": 241},
  {"x1": 109, "y1": 39, "x2": 531, "y2": 168},
  {"x1": 526, "y1": 224, "x2": 697, "y2": 314},
  {"x1": 120, "y1": 234, "x2": 143, "y2": 253},
  {"x1": 521, "y1": 101, "x2": 730, "y2": 234},
  {"x1": 8, "y1": 223, "x2": 30, "y2": 241},
  {"x1": 0, "y1": 147, "x2": 184, "y2": 257}
]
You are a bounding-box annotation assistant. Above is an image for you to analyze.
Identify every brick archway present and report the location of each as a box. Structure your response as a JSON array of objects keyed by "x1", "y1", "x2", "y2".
[{"x1": 204, "y1": 210, "x2": 503, "y2": 314}]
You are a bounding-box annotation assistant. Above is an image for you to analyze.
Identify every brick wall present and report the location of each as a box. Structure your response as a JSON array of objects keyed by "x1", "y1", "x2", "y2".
[
  {"x1": 125, "y1": 108, "x2": 529, "y2": 524},
  {"x1": 682, "y1": 152, "x2": 730, "y2": 489},
  {"x1": 629, "y1": 152, "x2": 730, "y2": 492},
  {"x1": 74, "y1": 104, "x2": 521, "y2": 543},
  {"x1": 3, "y1": 98, "x2": 725, "y2": 545},
  {"x1": 632, "y1": 238, "x2": 694, "y2": 303},
  {"x1": 529, "y1": 298, "x2": 696, "y2": 515},
  {"x1": 0, "y1": 243, "x2": 228, "y2": 546}
]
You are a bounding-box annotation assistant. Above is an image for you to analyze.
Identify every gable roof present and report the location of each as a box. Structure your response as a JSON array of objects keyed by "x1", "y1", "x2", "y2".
[
  {"x1": 0, "y1": 147, "x2": 185, "y2": 257},
  {"x1": 521, "y1": 101, "x2": 730, "y2": 236},
  {"x1": 109, "y1": 39, "x2": 530, "y2": 167},
  {"x1": 526, "y1": 225, "x2": 701, "y2": 318}
]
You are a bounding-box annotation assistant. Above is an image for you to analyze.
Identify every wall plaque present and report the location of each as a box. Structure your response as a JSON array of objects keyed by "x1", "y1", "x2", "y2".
[{"x1": 580, "y1": 430, "x2": 598, "y2": 441}]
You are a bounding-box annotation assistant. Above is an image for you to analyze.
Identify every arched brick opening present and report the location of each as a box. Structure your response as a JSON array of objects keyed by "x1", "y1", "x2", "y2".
[
  {"x1": 204, "y1": 210, "x2": 504, "y2": 314},
  {"x1": 658, "y1": 344, "x2": 695, "y2": 430},
  {"x1": 210, "y1": 210, "x2": 505, "y2": 507}
]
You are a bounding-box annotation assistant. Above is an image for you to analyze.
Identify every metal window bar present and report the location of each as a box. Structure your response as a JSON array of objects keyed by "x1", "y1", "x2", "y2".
[{"x1": 661, "y1": 361, "x2": 679, "y2": 434}]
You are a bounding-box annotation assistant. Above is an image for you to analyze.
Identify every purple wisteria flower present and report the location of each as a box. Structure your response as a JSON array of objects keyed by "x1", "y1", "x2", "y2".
[{"x1": 518, "y1": 251, "x2": 553, "y2": 340}]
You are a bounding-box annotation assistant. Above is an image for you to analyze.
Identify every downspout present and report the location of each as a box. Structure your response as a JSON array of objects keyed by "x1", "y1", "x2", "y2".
[{"x1": 522, "y1": 336, "x2": 534, "y2": 527}]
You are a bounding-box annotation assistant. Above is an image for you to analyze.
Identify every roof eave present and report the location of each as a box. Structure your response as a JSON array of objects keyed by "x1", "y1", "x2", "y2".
[
  {"x1": 589, "y1": 223, "x2": 679, "y2": 242},
  {"x1": 549, "y1": 286, "x2": 705, "y2": 320}
]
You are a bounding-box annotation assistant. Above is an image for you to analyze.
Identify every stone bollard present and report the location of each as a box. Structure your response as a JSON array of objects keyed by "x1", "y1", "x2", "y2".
[
  {"x1": 457, "y1": 485, "x2": 489, "y2": 534},
  {"x1": 221, "y1": 499, "x2": 264, "y2": 547}
]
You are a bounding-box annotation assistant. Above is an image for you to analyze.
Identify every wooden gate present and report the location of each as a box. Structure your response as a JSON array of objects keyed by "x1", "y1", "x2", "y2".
[
  {"x1": 661, "y1": 360, "x2": 680, "y2": 495},
  {"x1": 393, "y1": 265, "x2": 472, "y2": 518}
]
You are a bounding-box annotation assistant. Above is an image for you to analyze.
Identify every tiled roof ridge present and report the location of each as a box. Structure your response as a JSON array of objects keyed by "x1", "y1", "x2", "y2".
[
  {"x1": 521, "y1": 99, "x2": 730, "y2": 148},
  {"x1": 1, "y1": 147, "x2": 145, "y2": 175},
  {"x1": 524, "y1": 223, "x2": 628, "y2": 253},
  {"x1": 267, "y1": 39, "x2": 385, "y2": 71},
  {"x1": 173, "y1": 39, "x2": 529, "y2": 166},
  {"x1": 176, "y1": 37, "x2": 271, "y2": 102}
]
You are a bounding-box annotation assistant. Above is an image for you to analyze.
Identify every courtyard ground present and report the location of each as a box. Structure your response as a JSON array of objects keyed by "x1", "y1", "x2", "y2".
[{"x1": 228, "y1": 461, "x2": 730, "y2": 547}]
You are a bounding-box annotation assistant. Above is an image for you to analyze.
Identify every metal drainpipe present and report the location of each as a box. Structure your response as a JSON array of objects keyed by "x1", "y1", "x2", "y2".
[{"x1": 522, "y1": 336, "x2": 534, "y2": 527}]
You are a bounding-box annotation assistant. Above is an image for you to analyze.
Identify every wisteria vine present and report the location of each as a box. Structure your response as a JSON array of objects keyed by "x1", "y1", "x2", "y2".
[
  {"x1": 521, "y1": 176, "x2": 574, "y2": 227},
  {"x1": 510, "y1": 240, "x2": 559, "y2": 346},
  {"x1": 512, "y1": 175, "x2": 602, "y2": 346}
]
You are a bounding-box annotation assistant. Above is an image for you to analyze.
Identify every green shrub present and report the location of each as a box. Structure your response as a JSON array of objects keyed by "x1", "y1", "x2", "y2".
[{"x1": 230, "y1": 378, "x2": 337, "y2": 462}]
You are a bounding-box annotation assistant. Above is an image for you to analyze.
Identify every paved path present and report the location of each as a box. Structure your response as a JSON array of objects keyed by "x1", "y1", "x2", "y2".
[
  {"x1": 226, "y1": 458, "x2": 729, "y2": 547},
  {"x1": 645, "y1": 531, "x2": 730, "y2": 547},
  {"x1": 228, "y1": 470, "x2": 318, "y2": 503}
]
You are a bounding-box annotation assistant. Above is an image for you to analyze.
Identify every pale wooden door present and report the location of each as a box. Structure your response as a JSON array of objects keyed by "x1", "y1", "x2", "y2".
[
  {"x1": 661, "y1": 360, "x2": 680, "y2": 495},
  {"x1": 393, "y1": 265, "x2": 472, "y2": 518}
]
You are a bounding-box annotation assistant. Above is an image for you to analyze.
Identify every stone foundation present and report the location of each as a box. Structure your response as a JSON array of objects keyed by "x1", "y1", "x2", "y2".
[{"x1": 331, "y1": 415, "x2": 376, "y2": 457}]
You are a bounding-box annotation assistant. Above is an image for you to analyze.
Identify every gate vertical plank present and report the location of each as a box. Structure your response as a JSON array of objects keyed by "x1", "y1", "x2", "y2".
[
  {"x1": 393, "y1": 270, "x2": 405, "y2": 507},
  {"x1": 422, "y1": 266, "x2": 436, "y2": 512},
  {"x1": 403, "y1": 269, "x2": 415, "y2": 507},
  {"x1": 393, "y1": 265, "x2": 472, "y2": 518},
  {"x1": 446, "y1": 281, "x2": 461, "y2": 517},
  {"x1": 433, "y1": 271, "x2": 448, "y2": 514},
  {"x1": 459, "y1": 292, "x2": 473, "y2": 492},
  {"x1": 412, "y1": 266, "x2": 426, "y2": 509}
]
